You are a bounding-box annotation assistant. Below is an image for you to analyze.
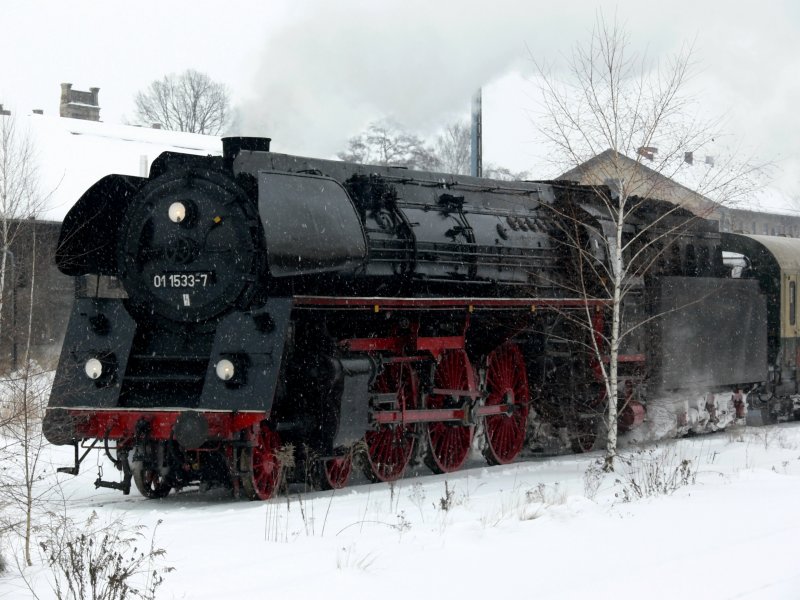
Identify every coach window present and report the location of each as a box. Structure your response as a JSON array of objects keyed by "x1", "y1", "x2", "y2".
[{"x1": 790, "y1": 280, "x2": 797, "y2": 326}]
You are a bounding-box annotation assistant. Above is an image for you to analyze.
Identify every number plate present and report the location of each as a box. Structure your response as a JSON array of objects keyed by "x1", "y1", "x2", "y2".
[{"x1": 153, "y1": 272, "x2": 215, "y2": 289}]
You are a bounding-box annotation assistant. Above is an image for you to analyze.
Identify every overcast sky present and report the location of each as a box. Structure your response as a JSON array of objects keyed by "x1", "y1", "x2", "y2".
[{"x1": 1, "y1": 0, "x2": 798, "y2": 192}]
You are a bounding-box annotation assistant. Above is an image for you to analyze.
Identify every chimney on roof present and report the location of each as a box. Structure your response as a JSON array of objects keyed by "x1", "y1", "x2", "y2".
[
  {"x1": 637, "y1": 146, "x2": 657, "y2": 160},
  {"x1": 684, "y1": 151, "x2": 693, "y2": 165},
  {"x1": 705, "y1": 155, "x2": 715, "y2": 167},
  {"x1": 0, "y1": 104, "x2": 10, "y2": 116},
  {"x1": 59, "y1": 82, "x2": 101, "y2": 121},
  {"x1": 32, "y1": 109, "x2": 43, "y2": 115}
]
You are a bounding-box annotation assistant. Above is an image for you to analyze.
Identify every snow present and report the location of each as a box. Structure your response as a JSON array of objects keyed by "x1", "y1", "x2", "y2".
[
  {"x1": 4, "y1": 423, "x2": 800, "y2": 599},
  {"x1": 21, "y1": 114, "x2": 221, "y2": 222}
]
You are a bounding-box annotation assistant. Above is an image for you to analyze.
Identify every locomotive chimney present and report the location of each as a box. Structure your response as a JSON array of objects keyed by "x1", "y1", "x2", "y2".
[{"x1": 222, "y1": 137, "x2": 272, "y2": 171}]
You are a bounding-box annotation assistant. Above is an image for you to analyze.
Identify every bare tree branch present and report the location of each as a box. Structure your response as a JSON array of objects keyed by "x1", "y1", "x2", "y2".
[
  {"x1": 134, "y1": 69, "x2": 230, "y2": 135},
  {"x1": 531, "y1": 12, "x2": 760, "y2": 470}
]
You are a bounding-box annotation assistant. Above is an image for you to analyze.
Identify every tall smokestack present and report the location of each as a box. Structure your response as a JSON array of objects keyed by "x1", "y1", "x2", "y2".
[{"x1": 470, "y1": 89, "x2": 482, "y2": 177}]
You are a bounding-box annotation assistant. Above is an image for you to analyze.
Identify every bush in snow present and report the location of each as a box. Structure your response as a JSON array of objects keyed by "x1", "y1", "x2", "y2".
[
  {"x1": 615, "y1": 446, "x2": 698, "y2": 501},
  {"x1": 39, "y1": 512, "x2": 173, "y2": 600}
]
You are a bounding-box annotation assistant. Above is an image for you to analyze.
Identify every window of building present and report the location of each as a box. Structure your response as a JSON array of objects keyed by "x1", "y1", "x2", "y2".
[{"x1": 685, "y1": 244, "x2": 697, "y2": 276}]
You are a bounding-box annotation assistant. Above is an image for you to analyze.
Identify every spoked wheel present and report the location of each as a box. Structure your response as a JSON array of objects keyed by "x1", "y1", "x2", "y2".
[
  {"x1": 240, "y1": 423, "x2": 283, "y2": 500},
  {"x1": 363, "y1": 363, "x2": 419, "y2": 482},
  {"x1": 315, "y1": 451, "x2": 353, "y2": 490},
  {"x1": 131, "y1": 442, "x2": 172, "y2": 499},
  {"x1": 483, "y1": 343, "x2": 530, "y2": 465},
  {"x1": 424, "y1": 349, "x2": 476, "y2": 474}
]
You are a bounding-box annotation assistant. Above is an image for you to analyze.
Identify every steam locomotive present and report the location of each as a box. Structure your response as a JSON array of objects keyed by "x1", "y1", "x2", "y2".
[{"x1": 44, "y1": 137, "x2": 780, "y2": 500}]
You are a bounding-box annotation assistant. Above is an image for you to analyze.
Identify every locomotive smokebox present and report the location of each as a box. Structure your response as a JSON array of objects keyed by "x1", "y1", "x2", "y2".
[{"x1": 222, "y1": 137, "x2": 271, "y2": 170}]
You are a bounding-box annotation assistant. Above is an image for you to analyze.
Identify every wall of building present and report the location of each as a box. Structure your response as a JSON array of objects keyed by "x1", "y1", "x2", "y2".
[
  {"x1": 0, "y1": 220, "x2": 74, "y2": 371},
  {"x1": 720, "y1": 208, "x2": 800, "y2": 238}
]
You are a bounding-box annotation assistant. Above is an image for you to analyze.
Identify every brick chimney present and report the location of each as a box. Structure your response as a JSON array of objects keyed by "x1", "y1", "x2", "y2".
[
  {"x1": 637, "y1": 146, "x2": 657, "y2": 161},
  {"x1": 59, "y1": 82, "x2": 101, "y2": 121}
]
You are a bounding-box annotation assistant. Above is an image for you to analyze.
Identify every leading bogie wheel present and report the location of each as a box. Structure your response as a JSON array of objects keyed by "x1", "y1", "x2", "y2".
[
  {"x1": 131, "y1": 442, "x2": 172, "y2": 499},
  {"x1": 424, "y1": 349, "x2": 475, "y2": 474},
  {"x1": 240, "y1": 423, "x2": 284, "y2": 500},
  {"x1": 483, "y1": 343, "x2": 530, "y2": 465},
  {"x1": 362, "y1": 362, "x2": 419, "y2": 483}
]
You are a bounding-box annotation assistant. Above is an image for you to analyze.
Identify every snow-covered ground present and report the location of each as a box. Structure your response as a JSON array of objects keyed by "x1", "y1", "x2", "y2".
[{"x1": 3, "y1": 422, "x2": 800, "y2": 599}]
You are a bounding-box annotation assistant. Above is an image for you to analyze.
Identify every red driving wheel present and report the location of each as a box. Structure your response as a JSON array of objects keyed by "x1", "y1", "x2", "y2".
[
  {"x1": 424, "y1": 350, "x2": 475, "y2": 474},
  {"x1": 483, "y1": 343, "x2": 530, "y2": 465},
  {"x1": 363, "y1": 362, "x2": 419, "y2": 482}
]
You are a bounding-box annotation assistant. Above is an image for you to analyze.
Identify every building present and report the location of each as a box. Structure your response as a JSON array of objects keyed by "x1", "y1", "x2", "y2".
[
  {"x1": 559, "y1": 148, "x2": 800, "y2": 238},
  {"x1": 722, "y1": 188, "x2": 800, "y2": 237},
  {"x1": 0, "y1": 220, "x2": 73, "y2": 370}
]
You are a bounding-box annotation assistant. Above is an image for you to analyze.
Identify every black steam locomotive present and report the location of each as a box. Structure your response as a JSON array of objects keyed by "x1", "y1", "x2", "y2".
[{"x1": 44, "y1": 137, "x2": 772, "y2": 500}]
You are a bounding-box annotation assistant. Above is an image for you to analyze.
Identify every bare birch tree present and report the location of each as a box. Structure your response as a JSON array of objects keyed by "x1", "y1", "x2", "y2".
[
  {"x1": 0, "y1": 222, "x2": 53, "y2": 567},
  {"x1": 0, "y1": 111, "x2": 53, "y2": 568},
  {"x1": 534, "y1": 15, "x2": 755, "y2": 469},
  {"x1": 134, "y1": 69, "x2": 230, "y2": 135}
]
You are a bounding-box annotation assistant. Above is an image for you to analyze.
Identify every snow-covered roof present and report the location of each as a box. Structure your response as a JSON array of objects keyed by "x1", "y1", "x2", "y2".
[
  {"x1": 22, "y1": 114, "x2": 221, "y2": 221},
  {"x1": 729, "y1": 186, "x2": 800, "y2": 218},
  {"x1": 563, "y1": 148, "x2": 800, "y2": 219},
  {"x1": 668, "y1": 156, "x2": 800, "y2": 217}
]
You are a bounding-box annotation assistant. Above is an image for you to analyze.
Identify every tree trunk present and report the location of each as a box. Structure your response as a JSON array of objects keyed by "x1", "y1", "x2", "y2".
[
  {"x1": 604, "y1": 207, "x2": 625, "y2": 472},
  {"x1": 22, "y1": 226, "x2": 36, "y2": 566}
]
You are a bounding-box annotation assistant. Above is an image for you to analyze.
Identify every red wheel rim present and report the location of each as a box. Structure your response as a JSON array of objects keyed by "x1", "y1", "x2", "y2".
[
  {"x1": 320, "y1": 454, "x2": 353, "y2": 490},
  {"x1": 241, "y1": 424, "x2": 282, "y2": 500},
  {"x1": 425, "y1": 350, "x2": 475, "y2": 474},
  {"x1": 364, "y1": 363, "x2": 418, "y2": 482},
  {"x1": 484, "y1": 343, "x2": 530, "y2": 465}
]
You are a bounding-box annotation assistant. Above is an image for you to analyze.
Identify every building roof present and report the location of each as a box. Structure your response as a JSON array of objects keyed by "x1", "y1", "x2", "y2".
[
  {"x1": 559, "y1": 148, "x2": 800, "y2": 221},
  {"x1": 21, "y1": 114, "x2": 221, "y2": 221}
]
